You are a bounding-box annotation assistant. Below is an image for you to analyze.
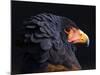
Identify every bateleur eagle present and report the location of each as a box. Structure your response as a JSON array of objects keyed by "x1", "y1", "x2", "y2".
[{"x1": 23, "y1": 13, "x2": 89, "y2": 73}]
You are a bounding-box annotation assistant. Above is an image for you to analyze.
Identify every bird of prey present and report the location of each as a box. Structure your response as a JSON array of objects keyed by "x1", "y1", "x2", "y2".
[{"x1": 23, "y1": 13, "x2": 89, "y2": 73}]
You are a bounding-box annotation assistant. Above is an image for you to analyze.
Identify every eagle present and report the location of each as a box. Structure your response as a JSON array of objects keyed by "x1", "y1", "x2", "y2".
[{"x1": 21, "y1": 13, "x2": 89, "y2": 73}]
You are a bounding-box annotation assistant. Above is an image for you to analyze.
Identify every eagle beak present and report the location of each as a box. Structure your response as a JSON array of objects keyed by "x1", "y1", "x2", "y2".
[{"x1": 78, "y1": 30, "x2": 90, "y2": 47}]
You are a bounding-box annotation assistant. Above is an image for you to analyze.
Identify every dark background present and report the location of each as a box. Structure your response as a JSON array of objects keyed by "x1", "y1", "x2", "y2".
[{"x1": 12, "y1": 1, "x2": 96, "y2": 73}]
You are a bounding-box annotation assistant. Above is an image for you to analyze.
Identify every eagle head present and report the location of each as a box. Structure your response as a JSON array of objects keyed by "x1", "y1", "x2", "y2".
[{"x1": 64, "y1": 27, "x2": 89, "y2": 47}]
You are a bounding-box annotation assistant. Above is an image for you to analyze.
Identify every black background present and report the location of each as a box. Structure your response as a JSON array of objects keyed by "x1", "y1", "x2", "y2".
[{"x1": 12, "y1": 1, "x2": 96, "y2": 73}]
